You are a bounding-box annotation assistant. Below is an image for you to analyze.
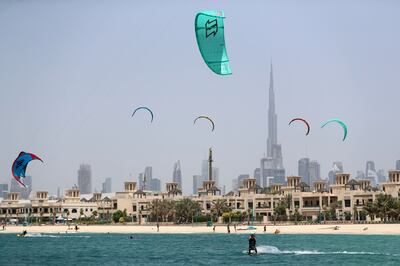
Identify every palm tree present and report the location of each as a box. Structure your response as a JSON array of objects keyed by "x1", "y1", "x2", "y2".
[
  {"x1": 210, "y1": 199, "x2": 231, "y2": 222},
  {"x1": 52, "y1": 210, "x2": 57, "y2": 225},
  {"x1": 363, "y1": 202, "x2": 377, "y2": 221},
  {"x1": 174, "y1": 198, "x2": 200, "y2": 224},
  {"x1": 273, "y1": 200, "x2": 287, "y2": 223},
  {"x1": 149, "y1": 199, "x2": 163, "y2": 223},
  {"x1": 92, "y1": 211, "x2": 98, "y2": 221},
  {"x1": 285, "y1": 194, "x2": 293, "y2": 210}
]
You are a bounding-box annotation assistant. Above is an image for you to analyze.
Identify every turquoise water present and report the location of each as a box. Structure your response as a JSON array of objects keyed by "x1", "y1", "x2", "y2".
[{"x1": 1, "y1": 233, "x2": 400, "y2": 265}]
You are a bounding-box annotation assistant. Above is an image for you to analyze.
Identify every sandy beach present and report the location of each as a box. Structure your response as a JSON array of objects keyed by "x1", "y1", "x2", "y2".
[{"x1": 1, "y1": 223, "x2": 399, "y2": 235}]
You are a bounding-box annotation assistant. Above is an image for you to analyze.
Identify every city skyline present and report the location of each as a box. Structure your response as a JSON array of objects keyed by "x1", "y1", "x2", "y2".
[{"x1": 1, "y1": 1, "x2": 400, "y2": 195}]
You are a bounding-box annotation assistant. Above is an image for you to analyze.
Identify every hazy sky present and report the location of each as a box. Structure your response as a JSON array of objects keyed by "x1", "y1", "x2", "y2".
[{"x1": 1, "y1": 0, "x2": 399, "y2": 195}]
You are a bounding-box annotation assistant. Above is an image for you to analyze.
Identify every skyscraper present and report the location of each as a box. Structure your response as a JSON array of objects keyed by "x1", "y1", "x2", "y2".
[
  {"x1": 145, "y1": 167, "x2": 153, "y2": 182},
  {"x1": 172, "y1": 161, "x2": 183, "y2": 189},
  {"x1": 356, "y1": 170, "x2": 365, "y2": 180},
  {"x1": 328, "y1": 162, "x2": 343, "y2": 185},
  {"x1": 253, "y1": 168, "x2": 261, "y2": 186},
  {"x1": 0, "y1": 183, "x2": 8, "y2": 198},
  {"x1": 396, "y1": 160, "x2": 400, "y2": 170},
  {"x1": 298, "y1": 158, "x2": 310, "y2": 185},
  {"x1": 150, "y1": 178, "x2": 161, "y2": 192},
  {"x1": 365, "y1": 161, "x2": 376, "y2": 176},
  {"x1": 377, "y1": 169, "x2": 387, "y2": 184},
  {"x1": 193, "y1": 175, "x2": 203, "y2": 195},
  {"x1": 365, "y1": 161, "x2": 377, "y2": 186},
  {"x1": 309, "y1": 160, "x2": 321, "y2": 183},
  {"x1": 101, "y1": 177, "x2": 112, "y2": 193},
  {"x1": 138, "y1": 173, "x2": 145, "y2": 189},
  {"x1": 237, "y1": 174, "x2": 250, "y2": 188},
  {"x1": 231, "y1": 178, "x2": 239, "y2": 192},
  {"x1": 201, "y1": 160, "x2": 209, "y2": 181},
  {"x1": 10, "y1": 176, "x2": 32, "y2": 199},
  {"x1": 77, "y1": 164, "x2": 92, "y2": 194},
  {"x1": 260, "y1": 64, "x2": 285, "y2": 185},
  {"x1": 212, "y1": 167, "x2": 219, "y2": 187}
]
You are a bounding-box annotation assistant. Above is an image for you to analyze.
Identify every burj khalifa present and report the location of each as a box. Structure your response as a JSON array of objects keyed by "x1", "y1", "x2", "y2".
[{"x1": 260, "y1": 64, "x2": 286, "y2": 186}]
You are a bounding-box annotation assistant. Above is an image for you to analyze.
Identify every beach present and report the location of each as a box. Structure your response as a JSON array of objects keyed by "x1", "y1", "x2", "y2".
[{"x1": 1, "y1": 223, "x2": 399, "y2": 235}]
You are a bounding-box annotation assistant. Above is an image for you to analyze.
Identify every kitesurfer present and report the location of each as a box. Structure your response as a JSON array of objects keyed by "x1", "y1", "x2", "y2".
[{"x1": 248, "y1": 234, "x2": 257, "y2": 254}]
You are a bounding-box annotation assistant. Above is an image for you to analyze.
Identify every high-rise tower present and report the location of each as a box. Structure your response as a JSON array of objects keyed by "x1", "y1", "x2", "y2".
[
  {"x1": 173, "y1": 160, "x2": 183, "y2": 189},
  {"x1": 260, "y1": 64, "x2": 285, "y2": 186},
  {"x1": 267, "y1": 64, "x2": 277, "y2": 158},
  {"x1": 77, "y1": 164, "x2": 92, "y2": 194}
]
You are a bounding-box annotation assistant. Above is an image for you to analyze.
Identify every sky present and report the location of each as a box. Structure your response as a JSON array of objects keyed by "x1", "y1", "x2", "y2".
[{"x1": 0, "y1": 0, "x2": 399, "y2": 195}]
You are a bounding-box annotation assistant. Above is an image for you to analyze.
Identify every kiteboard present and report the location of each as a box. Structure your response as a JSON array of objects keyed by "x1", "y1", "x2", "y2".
[{"x1": 248, "y1": 249, "x2": 258, "y2": 256}]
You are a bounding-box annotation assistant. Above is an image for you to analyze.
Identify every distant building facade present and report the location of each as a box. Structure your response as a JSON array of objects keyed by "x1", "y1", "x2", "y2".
[
  {"x1": 77, "y1": 164, "x2": 92, "y2": 194},
  {"x1": 172, "y1": 161, "x2": 183, "y2": 189},
  {"x1": 150, "y1": 178, "x2": 161, "y2": 192},
  {"x1": 298, "y1": 158, "x2": 311, "y2": 185},
  {"x1": 10, "y1": 176, "x2": 32, "y2": 199},
  {"x1": 0, "y1": 184, "x2": 8, "y2": 198},
  {"x1": 309, "y1": 160, "x2": 321, "y2": 183},
  {"x1": 101, "y1": 178, "x2": 112, "y2": 193},
  {"x1": 237, "y1": 174, "x2": 250, "y2": 189},
  {"x1": 328, "y1": 162, "x2": 343, "y2": 185},
  {"x1": 254, "y1": 168, "x2": 261, "y2": 186},
  {"x1": 193, "y1": 175, "x2": 203, "y2": 195}
]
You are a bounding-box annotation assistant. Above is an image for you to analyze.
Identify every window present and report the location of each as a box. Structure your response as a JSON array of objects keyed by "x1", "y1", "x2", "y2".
[
  {"x1": 72, "y1": 209, "x2": 77, "y2": 213},
  {"x1": 344, "y1": 199, "x2": 351, "y2": 208}
]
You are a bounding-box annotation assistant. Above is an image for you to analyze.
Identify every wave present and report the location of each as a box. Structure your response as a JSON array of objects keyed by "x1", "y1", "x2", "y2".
[
  {"x1": 244, "y1": 246, "x2": 399, "y2": 256},
  {"x1": 24, "y1": 233, "x2": 90, "y2": 238}
]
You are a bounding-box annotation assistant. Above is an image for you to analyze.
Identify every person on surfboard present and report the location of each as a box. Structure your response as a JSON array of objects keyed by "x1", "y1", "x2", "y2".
[{"x1": 248, "y1": 234, "x2": 257, "y2": 254}]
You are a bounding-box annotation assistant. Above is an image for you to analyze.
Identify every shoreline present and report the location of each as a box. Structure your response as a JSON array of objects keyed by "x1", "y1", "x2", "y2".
[{"x1": 1, "y1": 223, "x2": 400, "y2": 235}]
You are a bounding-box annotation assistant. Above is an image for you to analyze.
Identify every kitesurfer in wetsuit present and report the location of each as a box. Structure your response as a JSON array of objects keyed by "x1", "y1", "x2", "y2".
[
  {"x1": 22, "y1": 230, "x2": 27, "y2": 236},
  {"x1": 248, "y1": 234, "x2": 257, "y2": 254}
]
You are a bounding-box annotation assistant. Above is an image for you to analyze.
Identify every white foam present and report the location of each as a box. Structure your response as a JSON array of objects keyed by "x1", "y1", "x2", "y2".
[
  {"x1": 245, "y1": 246, "x2": 399, "y2": 256},
  {"x1": 24, "y1": 233, "x2": 90, "y2": 238}
]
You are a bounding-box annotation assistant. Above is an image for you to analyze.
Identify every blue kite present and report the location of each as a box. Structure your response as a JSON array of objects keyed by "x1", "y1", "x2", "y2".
[{"x1": 12, "y1": 152, "x2": 43, "y2": 188}]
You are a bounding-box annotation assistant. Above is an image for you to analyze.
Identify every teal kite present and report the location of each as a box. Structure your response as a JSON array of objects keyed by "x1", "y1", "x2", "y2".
[
  {"x1": 195, "y1": 11, "x2": 232, "y2": 75},
  {"x1": 321, "y1": 119, "x2": 348, "y2": 141}
]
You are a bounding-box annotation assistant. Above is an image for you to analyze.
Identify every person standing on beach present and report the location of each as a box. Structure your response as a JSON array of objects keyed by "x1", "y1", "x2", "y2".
[
  {"x1": 264, "y1": 225, "x2": 266, "y2": 233},
  {"x1": 213, "y1": 225, "x2": 216, "y2": 232},
  {"x1": 157, "y1": 223, "x2": 159, "y2": 232},
  {"x1": 227, "y1": 224, "x2": 230, "y2": 234}
]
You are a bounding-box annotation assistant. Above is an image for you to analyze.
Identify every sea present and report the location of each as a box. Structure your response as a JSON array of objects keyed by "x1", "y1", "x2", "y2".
[{"x1": 1, "y1": 233, "x2": 399, "y2": 265}]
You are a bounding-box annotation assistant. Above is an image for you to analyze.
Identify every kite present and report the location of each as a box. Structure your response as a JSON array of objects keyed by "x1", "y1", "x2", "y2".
[
  {"x1": 321, "y1": 118, "x2": 348, "y2": 141},
  {"x1": 194, "y1": 116, "x2": 215, "y2": 131},
  {"x1": 132, "y1": 107, "x2": 154, "y2": 122},
  {"x1": 289, "y1": 118, "x2": 310, "y2": 135},
  {"x1": 195, "y1": 10, "x2": 232, "y2": 75},
  {"x1": 11, "y1": 152, "x2": 43, "y2": 188}
]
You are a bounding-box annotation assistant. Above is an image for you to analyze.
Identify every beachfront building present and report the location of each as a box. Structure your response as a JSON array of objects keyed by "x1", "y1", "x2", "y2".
[{"x1": 1, "y1": 171, "x2": 400, "y2": 224}]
